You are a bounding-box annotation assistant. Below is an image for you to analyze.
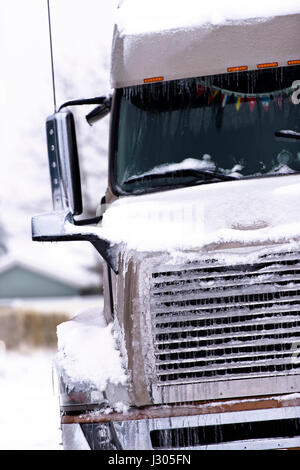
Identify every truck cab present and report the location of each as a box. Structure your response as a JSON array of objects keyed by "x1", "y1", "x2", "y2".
[{"x1": 32, "y1": 10, "x2": 300, "y2": 450}]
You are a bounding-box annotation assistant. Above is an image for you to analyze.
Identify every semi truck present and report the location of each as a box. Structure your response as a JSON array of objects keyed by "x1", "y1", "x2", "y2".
[{"x1": 32, "y1": 6, "x2": 300, "y2": 450}]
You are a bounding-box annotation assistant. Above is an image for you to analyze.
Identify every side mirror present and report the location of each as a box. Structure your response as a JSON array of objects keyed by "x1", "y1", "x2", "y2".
[
  {"x1": 86, "y1": 97, "x2": 111, "y2": 126},
  {"x1": 33, "y1": 99, "x2": 119, "y2": 273},
  {"x1": 46, "y1": 111, "x2": 83, "y2": 216}
]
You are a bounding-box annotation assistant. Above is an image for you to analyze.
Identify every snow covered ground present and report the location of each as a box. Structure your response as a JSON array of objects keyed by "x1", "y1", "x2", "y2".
[
  {"x1": 0, "y1": 296, "x2": 106, "y2": 449},
  {"x1": 0, "y1": 295, "x2": 103, "y2": 316},
  {"x1": 0, "y1": 348, "x2": 62, "y2": 450}
]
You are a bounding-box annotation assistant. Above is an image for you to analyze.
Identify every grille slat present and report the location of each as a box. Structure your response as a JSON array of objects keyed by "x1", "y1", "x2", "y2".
[
  {"x1": 152, "y1": 273, "x2": 300, "y2": 294},
  {"x1": 155, "y1": 325, "x2": 300, "y2": 346},
  {"x1": 156, "y1": 356, "x2": 295, "y2": 376},
  {"x1": 151, "y1": 265, "x2": 300, "y2": 287},
  {"x1": 155, "y1": 370, "x2": 296, "y2": 386},
  {"x1": 154, "y1": 335, "x2": 300, "y2": 355},
  {"x1": 154, "y1": 304, "x2": 300, "y2": 324},
  {"x1": 151, "y1": 253, "x2": 300, "y2": 280},
  {"x1": 157, "y1": 364, "x2": 299, "y2": 386},
  {"x1": 150, "y1": 252, "x2": 300, "y2": 386},
  {"x1": 154, "y1": 314, "x2": 300, "y2": 335},
  {"x1": 151, "y1": 284, "x2": 300, "y2": 304},
  {"x1": 152, "y1": 294, "x2": 300, "y2": 316},
  {"x1": 156, "y1": 349, "x2": 293, "y2": 365}
]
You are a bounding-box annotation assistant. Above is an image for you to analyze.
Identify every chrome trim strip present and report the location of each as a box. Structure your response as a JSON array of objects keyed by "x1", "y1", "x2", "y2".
[
  {"x1": 154, "y1": 375, "x2": 300, "y2": 403},
  {"x1": 192, "y1": 437, "x2": 300, "y2": 450},
  {"x1": 113, "y1": 407, "x2": 300, "y2": 450}
]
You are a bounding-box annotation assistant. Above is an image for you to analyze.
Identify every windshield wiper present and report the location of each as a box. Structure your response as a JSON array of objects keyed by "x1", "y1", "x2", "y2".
[
  {"x1": 123, "y1": 168, "x2": 238, "y2": 185},
  {"x1": 274, "y1": 129, "x2": 300, "y2": 140}
]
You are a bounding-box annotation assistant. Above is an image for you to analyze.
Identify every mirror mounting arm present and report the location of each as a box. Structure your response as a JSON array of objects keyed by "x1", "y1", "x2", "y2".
[
  {"x1": 58, "y1": 95, "x2": 111, "y2": 112},
  {"x1": 57, "y1": 95, "x2": 112, "y2": 126},
  {"x1": 32, "y1": 211, "x2": 119, "y2": 274}
]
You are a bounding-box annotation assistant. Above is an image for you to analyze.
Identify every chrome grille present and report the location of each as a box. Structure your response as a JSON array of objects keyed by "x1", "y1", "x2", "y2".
[{"x1": 150, "y1": 252, "x2": 300, "y2": 386}]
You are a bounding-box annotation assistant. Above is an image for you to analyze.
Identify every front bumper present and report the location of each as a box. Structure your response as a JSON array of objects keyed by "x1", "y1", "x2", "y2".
[{"x1": 61, "y1": 394, "x2": 300, "y2": 450}]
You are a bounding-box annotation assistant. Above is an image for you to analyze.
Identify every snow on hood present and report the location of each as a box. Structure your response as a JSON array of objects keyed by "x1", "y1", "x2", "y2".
[
  {"x1": 98, "y1": 174, "x2": 300, "y2": 252},
  {"x1": 116, "y1": 0, "x2": 300, "y2": 35}
]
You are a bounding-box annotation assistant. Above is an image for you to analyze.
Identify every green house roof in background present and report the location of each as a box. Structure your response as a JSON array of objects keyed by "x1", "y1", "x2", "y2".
[{"x1": 0, "y1": 256, "x2": 84, "y2": 298}]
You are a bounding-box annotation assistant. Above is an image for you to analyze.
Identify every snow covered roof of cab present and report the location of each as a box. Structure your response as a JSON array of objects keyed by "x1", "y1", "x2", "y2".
[{"x1": 111, "y1": 1, "x2": 300, "y2": 88}]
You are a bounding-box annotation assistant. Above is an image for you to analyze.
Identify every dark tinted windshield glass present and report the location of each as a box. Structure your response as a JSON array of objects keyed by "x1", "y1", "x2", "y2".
[{"x1": 116, "y1": 66, "x2": 300, "y2": 193}]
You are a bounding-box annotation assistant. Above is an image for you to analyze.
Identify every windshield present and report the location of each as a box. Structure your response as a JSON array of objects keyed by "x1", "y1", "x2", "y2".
[{"x1": 115, "y1": 65, "x2": 300, "y2": 194}]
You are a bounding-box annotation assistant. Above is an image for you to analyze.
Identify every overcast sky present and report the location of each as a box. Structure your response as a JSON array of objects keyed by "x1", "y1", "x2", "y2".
[{"x1": 0, "y1": 0, "x2": 116, "y2": 280}]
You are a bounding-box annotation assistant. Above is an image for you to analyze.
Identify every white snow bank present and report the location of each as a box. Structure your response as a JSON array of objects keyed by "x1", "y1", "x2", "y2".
[
  {"x1": 116, "y1": 0, "x2": 300, "y2": 35},
  {"x1": 0, "y1": 350, "x2": 61, "y2": 450},
  {"x1": 0, "y1": 295, "x2": 103, "y2": 316},
  {"x1": 55, "y1": 307, "x2": 126, "y2": 392},
  {"x1": 93, "y1": 173, "x2": 300, "y2": 253}
]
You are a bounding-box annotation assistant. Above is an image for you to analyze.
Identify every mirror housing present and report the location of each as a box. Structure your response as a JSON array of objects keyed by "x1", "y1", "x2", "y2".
[
  {"x1": 46, "y1": 111, "x2": 83, "y2": 215},
  {"x1": 85, "y1": 97, "x2": 111, "y2": 126},
  {"x1": 32, "y1": 102, "x2": 118, "y2": 272}
]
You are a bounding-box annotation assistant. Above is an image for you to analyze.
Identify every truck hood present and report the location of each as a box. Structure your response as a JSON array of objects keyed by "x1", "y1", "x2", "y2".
[{"x1": 101, "y1": 174, "x2": 300, "y2": 253}]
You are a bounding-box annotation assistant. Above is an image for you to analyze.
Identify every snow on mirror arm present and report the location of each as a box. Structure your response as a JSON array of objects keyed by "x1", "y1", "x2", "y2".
[
  {"x1": 115, "y1": 65, "x2": 300, "y2": 195},
  {"x1": 31, "y1": 210, "x2": 119, "y2": 274}
]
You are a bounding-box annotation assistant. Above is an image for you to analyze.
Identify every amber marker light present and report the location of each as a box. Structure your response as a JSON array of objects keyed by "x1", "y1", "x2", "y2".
[
  {"x1": 257, "y1": 62, "x2": 278, "y2": 69},
  {"x1": 227, "y1": 66, "x2": 248, "y2": 73},
  {"x1": 288, "y1": 60, "x2": 300, "y2": 66},
  {"x1": 144, "y1": 76, "x2": 164, "y2": 83}
]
